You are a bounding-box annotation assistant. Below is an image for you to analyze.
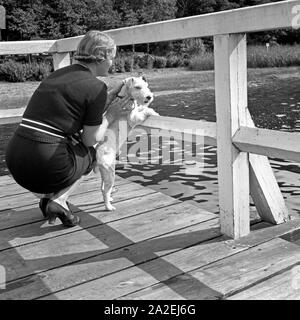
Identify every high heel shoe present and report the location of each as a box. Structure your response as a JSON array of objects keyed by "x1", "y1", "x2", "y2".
[
  {"x1": 39, "y1": 198, "x2": 71, "y2": 219},
  {"x1": 39, "y1": 198, "x2": 50, "y2": 219},
  {"x1": 45, "y1": 200, "x2": 80, "y2": 228}
]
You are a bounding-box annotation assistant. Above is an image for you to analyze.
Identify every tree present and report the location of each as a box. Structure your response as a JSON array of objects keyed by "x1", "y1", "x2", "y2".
[
  {"x1": 9, "y1": 8, "x2": 39, "y2": 40},
  {"x1": 0, "y1": 0, "x2": 43, "y2": 40},
  {"x1": 117, "y1": 0, "x2": 177, "y2": 26},
  {"x1": 179, "y1": 0, "x2": 241, "y2": 16},
  {"x1": 138, "y1": 0, "x2": 177, "y2": 24},
  {"x1": 89, "y1": 0, "x2": 121, "y2": 30},
  {"x1": 119, "y1": 1, "x2": 139, "y2": 27},
  {"x1": 55, "y1": 0, "x2": 88, "y2": 37}
]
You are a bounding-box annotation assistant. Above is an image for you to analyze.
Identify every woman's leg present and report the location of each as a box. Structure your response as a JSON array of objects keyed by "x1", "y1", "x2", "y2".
[
  {"x1": 33, "y1": 193, "x2": 54, "y2": 218},
  {"x1": 50, "y1": 174, "x2": 86, "y2": 210},
  {"x1": 45, "y1": 174, "x2": 91, "y2": 227}
]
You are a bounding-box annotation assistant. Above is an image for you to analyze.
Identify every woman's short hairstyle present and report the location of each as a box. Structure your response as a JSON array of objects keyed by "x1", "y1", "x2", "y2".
[{"x1": 74, "y1": 30, "x2": 116, "y2": 63}]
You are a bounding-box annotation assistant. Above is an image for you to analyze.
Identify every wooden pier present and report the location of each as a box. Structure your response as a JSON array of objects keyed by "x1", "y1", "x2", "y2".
[
  {"x1": 1, "y1": 1, "x2": 300, "y2": 300},
  {"x1": 0, "y1": 173, "x2": 300, "y2": 300}
]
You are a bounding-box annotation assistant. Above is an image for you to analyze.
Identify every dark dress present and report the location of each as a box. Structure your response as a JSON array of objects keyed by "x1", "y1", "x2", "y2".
[{"x1": 5, "y1": 64, "x2": 107, "y2": 194}]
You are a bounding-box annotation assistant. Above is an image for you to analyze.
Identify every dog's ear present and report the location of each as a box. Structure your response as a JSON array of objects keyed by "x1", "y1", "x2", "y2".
[
  {"x1": 117, "y1": 78, "x2": 130, "y2": 98},
  {"x1": 142, "y1": 75, "x2": 147, "y2": 83}
]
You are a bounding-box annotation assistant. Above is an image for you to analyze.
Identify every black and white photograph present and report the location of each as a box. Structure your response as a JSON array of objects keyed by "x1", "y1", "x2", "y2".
[{"x1": 0, "y1": 0, "x2": 299, "y2": 304}]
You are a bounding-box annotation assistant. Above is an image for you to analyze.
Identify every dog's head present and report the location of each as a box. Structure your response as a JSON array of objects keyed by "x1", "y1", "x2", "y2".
[{"x1": 118, "y1": 76, "x2": 153, "y2": 106}]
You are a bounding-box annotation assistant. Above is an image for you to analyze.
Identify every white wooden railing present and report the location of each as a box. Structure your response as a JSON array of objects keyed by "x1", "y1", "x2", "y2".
[{"x1": 1, "y1": 0, "x2": 300, "y2": 239}]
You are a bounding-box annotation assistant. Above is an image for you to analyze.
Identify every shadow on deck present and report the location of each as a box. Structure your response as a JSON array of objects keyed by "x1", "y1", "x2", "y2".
[{"x1": 0, "y1": 173, "x2": 300, "y2": 300}]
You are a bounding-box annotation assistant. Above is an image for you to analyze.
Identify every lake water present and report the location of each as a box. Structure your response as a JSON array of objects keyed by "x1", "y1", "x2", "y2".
[
  {"x1": 118, "y1": 72, "x2": 300, "y2": 217},
  {"x1": 0, "y1": 70, "x2": 299, "y2": 217}
]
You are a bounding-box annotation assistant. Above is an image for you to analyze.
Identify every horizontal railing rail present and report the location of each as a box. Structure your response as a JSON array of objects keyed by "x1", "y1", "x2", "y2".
[
  {"x1": 1, "y1": 108, "x2": 299, "y2": 164},
  {"x1": 233, "y1": 126, "x2": 300, "y2": 163}
]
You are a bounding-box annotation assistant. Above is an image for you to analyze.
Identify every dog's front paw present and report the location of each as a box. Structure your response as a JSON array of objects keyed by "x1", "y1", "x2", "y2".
[
  {"x1": 147, "y1": 107, "x2": 159, "y2": 116},
  {"x1": 105, "y1": 203, "x2": 116, "y2": 211},
  {"x1": 129, "y1": 107, "x2": 159, "y2": 127}
]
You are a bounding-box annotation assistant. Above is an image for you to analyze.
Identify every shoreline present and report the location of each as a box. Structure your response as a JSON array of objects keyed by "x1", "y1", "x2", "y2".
[{"x1": 1, "y1": 66, "x2": 300, "y2": 111}]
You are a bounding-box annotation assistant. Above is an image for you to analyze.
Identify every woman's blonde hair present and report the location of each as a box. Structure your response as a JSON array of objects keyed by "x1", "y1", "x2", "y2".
[{"x1": 74, "y1": 30, "x2": 116, "y2": 63}]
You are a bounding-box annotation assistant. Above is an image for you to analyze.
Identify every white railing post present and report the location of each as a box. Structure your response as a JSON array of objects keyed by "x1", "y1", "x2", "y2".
[
  {"x1": 0, "y1": 6, "x2": 5, "y2": 41},
  {"x1": 214, "y1": 33, "x2": 250, "y2": 239},
  {"x1": 52, "y1": 52, "x2": 71, "y2": 70}
]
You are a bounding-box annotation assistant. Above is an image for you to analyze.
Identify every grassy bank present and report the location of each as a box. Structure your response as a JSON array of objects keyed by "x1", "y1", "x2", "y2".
[
  {"x1": 189, "y1": 45, "x2": 300, "y2": 71},
  {"x1": 1, "y1": 45, "x2": 299, "y2": 82}
]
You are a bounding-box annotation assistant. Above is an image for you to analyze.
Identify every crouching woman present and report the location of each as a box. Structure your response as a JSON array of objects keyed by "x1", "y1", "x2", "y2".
[{"x1": 5, "y1": 30, "x2": 131, "y2": 228}]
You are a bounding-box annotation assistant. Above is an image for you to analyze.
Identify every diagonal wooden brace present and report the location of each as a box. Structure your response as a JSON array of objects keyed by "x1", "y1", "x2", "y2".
[{"x1": 246, "y1": 110, "x2": 290, "y2": 224}]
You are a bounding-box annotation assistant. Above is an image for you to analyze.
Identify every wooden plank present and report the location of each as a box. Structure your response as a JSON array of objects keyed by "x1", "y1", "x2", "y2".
[
  {"x1": 2, "y1": 218, "x2": 297, "y2": 299},
  {"x1": 0, "y1": 178, "x2": 146, "y2": 212},
  {"x1": 139, "y1": 117, "x2": 217, "y2": 147},
  {"x1": 0, "y1": 202, "x2": 215, "y2": 286},
  {"x1": 214, "y1": 33, "x2": 250, "y2": 238},
  {"x1": 0, "y1": 173, "x2": 127, "y2": 200},
  {"x1": 114, "y1": 220, "x2": 300, "y2": 300},
  {"x1": 0, "y1": 179, "x2": 154, "y2": 231},
  {"x1": 233, "y1": 126, "x2": 300, "y2": 162},
  {"x1": 0, "y1": 108, "x2": 25, "y2": 125},
  {"x1": 117, "y1": 238, "x2": 300, "y2": 300},
  {"x1": 246, "y1": 111, "x2": 290, "y2": 224},
  {"x1": 0, "y1": 182, "x2": 36, "y2": 199},
  {"x1": 55, "y1": 1, "x2": 298, "y2": 52},
  {"x1": 0, "y1": 40, "x2": 57, "y2": 55},
  {"x1": 0, "y1": 191, "x2": 181, "y2": 250},
  {"x1": 0, "y1": 190, "x2": 176, "y2": 232},
  {"x1": 0, "y1": 173, "x2": 122, "y2": 205},
  {"x1": 0, "y1": 171, "x2": 110, "y2": 187},
  {"x1": 231, "y1": 218, "x2": 300, "y2": 248},
  {"x1": 0, "y1": 6, "x2": 5, "y2": 29},
  {"x1": 52, "y1": 52, "x2": 71, "y2": 70},
  {"x1": 228, "y1": 267, "x2": 300, "y2": 300},
  {"x1": 0, "y1": 218, "x2": 219, "y2": 300}
]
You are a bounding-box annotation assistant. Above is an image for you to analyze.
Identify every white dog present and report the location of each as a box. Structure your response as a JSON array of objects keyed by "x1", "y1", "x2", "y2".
[{"x1": 94, "y1": 76, "x2": 159, "y2": 211}]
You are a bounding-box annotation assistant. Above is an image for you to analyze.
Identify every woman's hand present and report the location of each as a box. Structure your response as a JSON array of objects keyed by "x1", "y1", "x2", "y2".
[
  {"x1": 105, "y1": 80, "x2": 125, "y2": 106},
  {"x1": 109, "y1": 81, "x2": 125, "y2": 96},
  {"x1": 105, "y1": 96, "x2": 132, "y2": 125}
]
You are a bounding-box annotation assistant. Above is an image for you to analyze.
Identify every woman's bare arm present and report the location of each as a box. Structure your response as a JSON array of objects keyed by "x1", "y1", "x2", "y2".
[{"x1": 81, "y1": 96, "x2": 132, "y2": 147}]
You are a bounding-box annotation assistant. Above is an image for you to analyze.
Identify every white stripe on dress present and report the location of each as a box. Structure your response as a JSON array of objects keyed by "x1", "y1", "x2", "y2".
[
  {"x1": 20, "y1": 124, "x2": 66, "y2": 139},
  {"x1": 22, "y1": 118, "x2": 64, "y2": 133}
]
